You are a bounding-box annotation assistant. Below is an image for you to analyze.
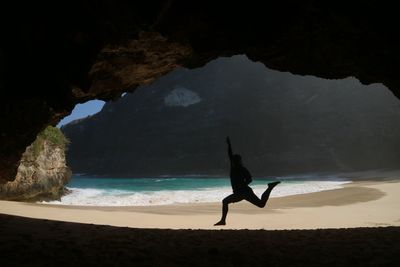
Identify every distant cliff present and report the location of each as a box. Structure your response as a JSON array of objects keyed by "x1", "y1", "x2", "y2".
[
  {"x1": 62, "y1": 56, "x2": 400, "y2": 177},
  {"x1": 0, "y1": 126, "x2": 71, "y2": 201}
]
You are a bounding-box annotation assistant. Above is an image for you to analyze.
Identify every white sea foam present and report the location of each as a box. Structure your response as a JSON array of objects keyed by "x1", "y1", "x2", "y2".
[
  {"x1": 155, "y1": 178, "x2": 177, "y2": 182},
  {"x1": 42, "y1": 180, "x2": 350, "y2": 206}
]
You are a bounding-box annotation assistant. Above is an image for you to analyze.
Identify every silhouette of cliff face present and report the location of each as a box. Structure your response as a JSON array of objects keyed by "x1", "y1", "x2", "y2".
[
  {"x1": 61, "y1": 56, "x2": 400, "y2": 177},
  {"x1": 2, "y1": 1, "x2": 400, "y2": 182}
]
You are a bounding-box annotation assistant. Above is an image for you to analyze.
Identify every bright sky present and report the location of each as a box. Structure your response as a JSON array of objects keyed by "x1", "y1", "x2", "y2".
[{"x1": 57, "y1": 100, "x2": 106, "y2": 127}]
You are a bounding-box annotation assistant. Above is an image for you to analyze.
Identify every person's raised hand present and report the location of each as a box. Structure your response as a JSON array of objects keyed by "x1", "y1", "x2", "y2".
[{"x1": 226, "y1": 136, "x2": 231, "y2": 145}]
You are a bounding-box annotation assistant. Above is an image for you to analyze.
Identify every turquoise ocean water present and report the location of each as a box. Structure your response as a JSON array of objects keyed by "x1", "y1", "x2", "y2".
[{"x1": 42, "y1": 174, "x2": 351, "y2": 206}]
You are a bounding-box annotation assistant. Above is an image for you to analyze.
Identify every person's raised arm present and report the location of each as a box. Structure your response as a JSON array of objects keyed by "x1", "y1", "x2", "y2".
[{"x1": 226, "y1": 136, "x2": 233, "y2": 162}]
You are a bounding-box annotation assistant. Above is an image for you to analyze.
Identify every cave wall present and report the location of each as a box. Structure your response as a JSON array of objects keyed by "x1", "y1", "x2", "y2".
[{"x1": 1, "y1": 1, "x2": 400, "y2": 181}]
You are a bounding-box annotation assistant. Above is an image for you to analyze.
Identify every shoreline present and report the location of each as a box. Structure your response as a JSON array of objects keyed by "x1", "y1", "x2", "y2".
[
  {"x1": 45, "y1": 178, "x2": 350, "y2": 207},
  {"x1": 1, "y1": 180, "x2": 399, "y2": 230}
]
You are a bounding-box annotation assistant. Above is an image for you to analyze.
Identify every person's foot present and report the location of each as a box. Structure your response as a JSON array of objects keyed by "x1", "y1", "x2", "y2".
[
  {"x1": 214, "y1": 220, "x2": 226, "y2": 226},
  {"x1": 268, "y1": 181, "x2": 281, "y2": 190}
]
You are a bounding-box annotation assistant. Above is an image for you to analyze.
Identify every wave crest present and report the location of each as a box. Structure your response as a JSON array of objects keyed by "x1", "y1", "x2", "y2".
[{"x1": 42, "y1": 181, "x2": 349, "y2": 206}]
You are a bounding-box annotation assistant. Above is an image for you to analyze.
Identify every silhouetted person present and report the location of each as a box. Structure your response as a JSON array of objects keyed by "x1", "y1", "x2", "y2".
[{"x1": 214, "y1": 136, "x2": 280, "y2": 226}]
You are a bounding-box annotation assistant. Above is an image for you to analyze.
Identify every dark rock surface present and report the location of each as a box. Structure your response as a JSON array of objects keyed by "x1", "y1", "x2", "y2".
[
  {"x1": 62, "y1": 56, "x2": 400, "y2": 177},
  {"x1": 1, "y1": 214, "x2": 400, "y2": 266},
  {"x1": 2, "y1": 1, "x2": 400, "y2": 181}
]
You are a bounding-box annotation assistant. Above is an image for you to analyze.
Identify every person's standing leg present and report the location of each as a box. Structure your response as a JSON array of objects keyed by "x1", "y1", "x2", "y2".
[{"x1": 214, "y1": 193, "x2": 244, "y2": 225}]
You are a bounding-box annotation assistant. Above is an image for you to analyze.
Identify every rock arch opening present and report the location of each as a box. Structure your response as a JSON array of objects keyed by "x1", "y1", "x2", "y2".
[{"x1": 61, "y1": 55, "x2": 400, "y2": 181}]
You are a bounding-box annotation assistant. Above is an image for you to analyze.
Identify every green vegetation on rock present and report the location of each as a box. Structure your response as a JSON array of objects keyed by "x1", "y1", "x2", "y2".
[{"x1": 32, "y1": 126, "x2": 69, "y2": 158}]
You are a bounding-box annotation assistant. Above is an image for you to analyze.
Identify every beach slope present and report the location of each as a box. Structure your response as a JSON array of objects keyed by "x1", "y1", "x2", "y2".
[{"x1": 1, "y1": 181, "x2": 400, "y2": 265}]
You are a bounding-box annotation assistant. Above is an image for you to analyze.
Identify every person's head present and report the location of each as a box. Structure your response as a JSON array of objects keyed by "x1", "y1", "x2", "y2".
[{"x1": 232, "y1": 154, "x2": 242, "y2": 166}]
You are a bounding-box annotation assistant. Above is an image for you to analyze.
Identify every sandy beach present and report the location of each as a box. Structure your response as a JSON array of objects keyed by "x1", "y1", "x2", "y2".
[
  {"x1": 1, "y1": 180, "x2": 400, "y2": 229},
  {"x1": 1, "y1": 180, "x2": 400, "y2": 266}
]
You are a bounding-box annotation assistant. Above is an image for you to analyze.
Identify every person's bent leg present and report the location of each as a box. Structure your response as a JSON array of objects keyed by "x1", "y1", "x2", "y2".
[
  {"x1": 214, "y1": 193, "x2": 243, "y2": 225},
  {"x1": 260, "y1": 181, "x2": 281, "y2": 207},
  {"x1": 245, "y1": 181, "x2": 281, "y2": 208},
  {"x1": 244, "y1": 189, "x2": 265, "y2": 208}
]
